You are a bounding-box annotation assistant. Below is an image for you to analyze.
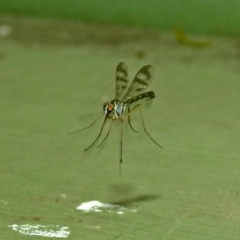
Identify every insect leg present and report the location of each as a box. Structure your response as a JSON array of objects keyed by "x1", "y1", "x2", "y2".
[
  {"x1": 97, "y1": 119, "x2": 114, "y2": 148},
  {"x1": 124, "y1": 104, "x2": 140, "y2": 117},
  {"x1": 68, "y1": 116, "x2": 101, "y2": 134},
  {"x1": 119, "y1": 119, "x2": 124, "y2": 176},
  {"x1": 84, "y1": 115, "x2": 108, "y2": 151},
  {"x1": 127, "y1": 106, "x2": 138, "y2": 132},
  {"x1": 139, "y1": 106, "x2": 163, "y2": 149}
]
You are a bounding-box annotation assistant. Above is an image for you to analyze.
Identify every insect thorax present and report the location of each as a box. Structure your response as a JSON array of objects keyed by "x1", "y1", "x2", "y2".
[{"x1": 103, "y1": 99, "x2": 127, "y2": 119}]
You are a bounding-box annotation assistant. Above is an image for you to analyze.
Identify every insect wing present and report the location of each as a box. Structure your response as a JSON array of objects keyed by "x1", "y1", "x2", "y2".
[
  {"x1": 123, "y1": 65, "x2": 155, "y2": 99},
  {"x1": 115, "y1": 62, "x2": 129, "y2": 99}
]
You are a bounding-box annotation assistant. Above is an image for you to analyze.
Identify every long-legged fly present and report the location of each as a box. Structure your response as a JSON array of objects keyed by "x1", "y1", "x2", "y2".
[{"x1": 69, "y1": 62, "x2": 163, "y2": 173}]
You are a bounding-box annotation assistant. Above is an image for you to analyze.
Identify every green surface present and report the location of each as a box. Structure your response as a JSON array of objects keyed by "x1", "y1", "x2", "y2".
[
  {"x1": 1, "y1": 0, "x2": 240, "y2": 36},
  {"x1": 1, "y1": 16, "x2": 240, "y2": 239}
]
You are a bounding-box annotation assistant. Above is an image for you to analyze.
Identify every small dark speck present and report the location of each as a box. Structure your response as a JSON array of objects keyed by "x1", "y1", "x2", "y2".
[
  {"x1": 33, "y1": 217, "x2": 41, "y2": 221},
  {"x1": 135, "y1": 50, "x2": 146, "y2": 59}
]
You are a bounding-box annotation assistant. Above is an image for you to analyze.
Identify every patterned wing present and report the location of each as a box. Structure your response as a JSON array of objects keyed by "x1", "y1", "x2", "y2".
[
  {"x1": 115, "y1": 62, "x2": 129, "y2": 99},
  {"x1": 123, "y1": 65, "x2": 155, "y2": 99}
]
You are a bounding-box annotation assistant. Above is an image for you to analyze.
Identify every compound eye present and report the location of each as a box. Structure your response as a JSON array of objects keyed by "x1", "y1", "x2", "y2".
[{"x1": 107, "y1": 104, "x2": 114, "y2": 112}]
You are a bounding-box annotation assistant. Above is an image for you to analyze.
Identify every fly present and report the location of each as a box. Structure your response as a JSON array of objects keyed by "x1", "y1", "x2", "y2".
[{"x1": 69, "y1": 62, "x2": 163, "y2": 173}]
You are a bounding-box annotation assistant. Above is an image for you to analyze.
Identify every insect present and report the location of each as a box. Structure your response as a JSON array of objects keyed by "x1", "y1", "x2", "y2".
[{"x1": 69, "y1": 62, "x2": 163, "y2": 172}]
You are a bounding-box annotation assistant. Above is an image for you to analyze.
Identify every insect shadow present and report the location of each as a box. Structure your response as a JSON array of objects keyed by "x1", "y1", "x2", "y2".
[{"x1": 108, "y1": 183, "x2": 159, "y2": 207}]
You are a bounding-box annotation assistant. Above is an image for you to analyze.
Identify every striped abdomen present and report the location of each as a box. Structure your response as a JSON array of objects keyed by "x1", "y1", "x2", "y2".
[{"x1": 125, "y1": 91, "x2": 155, "y2": 105}]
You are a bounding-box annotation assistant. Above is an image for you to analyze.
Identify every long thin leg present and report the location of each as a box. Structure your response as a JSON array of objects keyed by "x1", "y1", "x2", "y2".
[
  {"x1": 139, "y1": 106, "x2": 163, "y2": 149},
  {"x1": 97, "y1": 119, "x2": 114, "y2": 148},
  {"x1": 128, "y1": 106, "x2": 138, "y2": 132},
  {"x1": 124, "y1": 104, "x2": 140, "y2": 118},
  {"x1": 119, "y1": 119, "x2": 124, "y2": 176},
  {"x1": 68, "y1": 116, "x2": 101, "y2": 134},
  {"x1": 115, "y1": 104, "x2": 140, "y2": 175},
  {"x1": 84, "y1": 115, "x2": 108, "y2": 151}
]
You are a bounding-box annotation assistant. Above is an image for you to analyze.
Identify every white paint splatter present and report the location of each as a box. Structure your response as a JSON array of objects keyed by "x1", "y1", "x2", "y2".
[
  {"x1": 76, "y1": 200, "x2": 137, "y2": 215},
  {"x1": 8, "y1": 224, "x2": 70, "y2": 238}
]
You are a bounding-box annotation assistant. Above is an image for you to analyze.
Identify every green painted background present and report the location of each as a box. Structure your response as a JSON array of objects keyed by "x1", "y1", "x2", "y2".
[
  {"x1": 1, "y1": 3, "x2": 240, "y2": 239},
  {"x1": 1, "y1": 0, "x2": 240, "y2": 36}
]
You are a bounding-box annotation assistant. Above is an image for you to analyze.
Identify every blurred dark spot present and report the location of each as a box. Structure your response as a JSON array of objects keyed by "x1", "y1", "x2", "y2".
[
  {"x1": 135, "y1": 50, "x2": 146, "y2": 59},
  {"x1": 30, "y1": 196, "x2": 45, "y2": 202},
  {"x1": 33, "y1": 216, "x2": 41, "y2": 221}
]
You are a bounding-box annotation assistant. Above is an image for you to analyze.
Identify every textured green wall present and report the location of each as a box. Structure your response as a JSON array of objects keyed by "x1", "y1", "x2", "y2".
[{"x1": 1, "y1": 0, "x2": 240, "y2": 36}]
